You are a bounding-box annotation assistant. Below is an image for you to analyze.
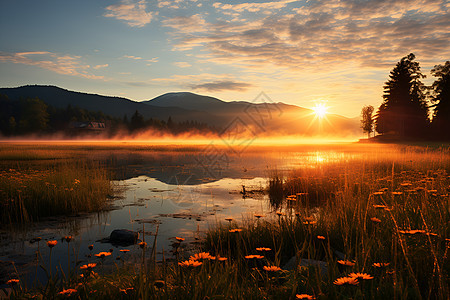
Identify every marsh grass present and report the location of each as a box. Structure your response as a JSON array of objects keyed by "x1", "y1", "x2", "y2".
[
  {"x1": 0, "y1": 146, "x2": 111, "y2": 223},
  {"x1": 3, "y1": 144, "x2": 450, "y2": 299}
]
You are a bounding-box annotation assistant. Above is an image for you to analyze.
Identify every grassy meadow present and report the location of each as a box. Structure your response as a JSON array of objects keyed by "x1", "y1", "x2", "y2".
[{"x1": 1, "y1": 142, "x2": 449, "y2": 299}]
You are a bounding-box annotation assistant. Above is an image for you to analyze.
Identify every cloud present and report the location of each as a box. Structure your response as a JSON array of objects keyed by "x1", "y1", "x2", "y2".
[
  {"x1": 123, "y1": 55, "x2": 143, "y2": 60},
  {"x1": 104, "y1": 0, "x2": 155, "y2": 27},
  {"x1": 93, "y1": 64, "x2": 109, "y2": 69},
  {"x1": 173, "y1": 62, "x2": 192, "y2": 68},
  {"x1": 162, "y1": 14, "x2": 208, "y2": 33},
  {"x1": 190, "y1": 80, "x2": 253, "y2": 92},
  {"x1": 213, "y1": 0, "x2": 297, "y2": 13},
  {"x1": 168, "y1": 0, "x2": 449, "y2": 72},
  {"x1": 0, "y1": 51, "x2": 104, "y2": 80}
]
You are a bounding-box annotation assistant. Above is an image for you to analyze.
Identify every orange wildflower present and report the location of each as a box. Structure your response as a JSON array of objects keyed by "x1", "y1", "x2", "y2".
[
  {"x1": 372, "y1": 262, "x2": 390, "y2": 268},
  {"x1": 6, "y1": 279, "x2": 19, "y2": 285},
  {"x1": 64, "y1": 236, "x2": 73, "y2": 243},
  {"x1": 58, "y1": 289, "x2": 78, "y2": 296},
  {"x1": 333, "y1": 276, "x2": 359, "y2": 286},
  {"x1": 189, "y1": 252, "x2": 213, "y2": 261},
  {"x1": 175, "y1": 237, "x2": 185, "y2": 242},
  {"x1": 337, "y1": 260, "x2": 355, "y2": 266},
  {"x1": 178, "y1": 260, "x2": 202, "y2": 268},
  {"x1": 47, "y1": 240, "x2": 57, "y2": 248},
  {"x1": 225, "y1": 218, "x2": 233, "y2": 222},
  {"x1": 229, "y1": 229, "x2": 243, "y2": 233},
  {"x1": 263, "y1": 265, "x2": 282, "y2": 272},
  {"x1": 256, "y1": 247, "x2": 271, "y2": 251},
  {"x1": 139, "y1": 242, "x2": 147, "y2": 248},
  {"x1": 370, "y1": 217, "x2": 381, "y2": 223},
  {"x1": 245, "y1": 255, "x2": 264, "y2": 259},
  {"x1": 373, "y1": 204, "x2": 387, "y2": 209},
  {"x1": 94, "y1": 252, "x2": 111, "y2": 258},
  {"x1": 254, "y1": 214, "x2": 265, "y2": 219},
  {"x1": 80, "y1": 263, "x2": 97, "y2": 270},
  {"x1": 296, "y1": 294, "x2": 315, "y2": 300},
  {"x1": 349, "y1": 272, "x2": 374, "y2": 280},
  {"x1": 317, "y1": 235, "x2": 326, "y2": 240}
]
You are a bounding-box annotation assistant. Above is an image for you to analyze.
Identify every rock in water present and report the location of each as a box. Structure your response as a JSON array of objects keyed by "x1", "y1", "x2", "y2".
[{"x1": 110, "y1": 229, "x2": 138, "y2": 245}]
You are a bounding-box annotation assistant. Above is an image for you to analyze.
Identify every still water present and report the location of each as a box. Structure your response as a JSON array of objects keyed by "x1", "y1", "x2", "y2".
[{"x1": 0, "y1": 143, "x2": 373, "y2": 285}]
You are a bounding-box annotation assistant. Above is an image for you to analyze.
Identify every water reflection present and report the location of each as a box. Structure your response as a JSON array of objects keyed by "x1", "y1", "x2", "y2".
[{"x1": 0, "y1": 144, "x2": 380, "y2": 286}]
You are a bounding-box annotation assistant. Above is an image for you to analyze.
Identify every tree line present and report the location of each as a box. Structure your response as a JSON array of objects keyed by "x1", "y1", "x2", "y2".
[
  {"x1": 0, "y1": 95, "x2": 218, "y2": 137},
  {"x1": 361, "y1": 53, "x2": 450, "y2": 141}
]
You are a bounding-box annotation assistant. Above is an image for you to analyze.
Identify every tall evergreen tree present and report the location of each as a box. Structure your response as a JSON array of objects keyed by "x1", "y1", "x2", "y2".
[
  {"x1": 375, "y1": 53, "x2": 429, "y2": 138},
  {"x1": 130, "y1": 110, "x2": 144, "y2": 131},
  {"x1": 430, "y1": 61, "x2": 450, "y2": 140}
]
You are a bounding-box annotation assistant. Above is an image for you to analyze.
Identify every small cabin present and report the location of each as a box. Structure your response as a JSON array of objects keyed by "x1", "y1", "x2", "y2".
[{"x1": 69, "y1": 121, "x2": 106, "y2": 132}]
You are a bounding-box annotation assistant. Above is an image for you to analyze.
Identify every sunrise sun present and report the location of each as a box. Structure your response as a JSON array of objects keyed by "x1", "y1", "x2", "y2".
[{"x1": 312, "y1": 103, "x2": 328, "y2": 118}]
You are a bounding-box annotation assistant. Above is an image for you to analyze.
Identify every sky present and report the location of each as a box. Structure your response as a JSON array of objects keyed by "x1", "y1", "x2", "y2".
[{"x1": 0, "y1": 0, "x2": 449, "y2": 118}]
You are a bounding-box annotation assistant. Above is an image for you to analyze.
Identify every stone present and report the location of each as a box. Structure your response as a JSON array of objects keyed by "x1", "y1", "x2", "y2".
[{"x1": 109, "y1": 229, "x2": 138, "y2": 246}]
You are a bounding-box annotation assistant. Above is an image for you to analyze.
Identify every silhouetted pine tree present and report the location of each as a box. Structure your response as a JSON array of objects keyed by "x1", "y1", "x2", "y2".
[
  {"x1": 430, "y1": 61, "x2": 450, "y2": 140},
  {"x1": 375, "y1": 53, "x2": 429, "y2": 138}
]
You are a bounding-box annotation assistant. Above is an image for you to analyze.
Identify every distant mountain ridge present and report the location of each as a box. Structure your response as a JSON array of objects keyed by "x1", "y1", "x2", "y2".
[{"x1": 0, "y1": 85, "x2": 360, "y2": 136}]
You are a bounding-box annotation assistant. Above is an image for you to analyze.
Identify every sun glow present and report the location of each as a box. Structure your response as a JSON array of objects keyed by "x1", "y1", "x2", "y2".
[{"x1": 312, "y1": 103, "x2": 328, "y2": 118}]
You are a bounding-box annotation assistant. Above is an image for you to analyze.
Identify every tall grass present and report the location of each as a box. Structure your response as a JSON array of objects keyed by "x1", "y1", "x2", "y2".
[
  {"x1": 0, "y1": 146, "x2": 111, "y2": 223},
  {"x1": 3, "y1": 144, "x2": 450, "y2": 299}
]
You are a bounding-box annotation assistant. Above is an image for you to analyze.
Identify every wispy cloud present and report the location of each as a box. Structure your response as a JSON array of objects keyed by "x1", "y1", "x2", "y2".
[
  {"x1": 0, "y1": 51, "x2": 104, "y2": 80},
  {"x1": 93, "y1": 64, "x2": 109, "y2": 69},
  {"x1": 104, "y1": 0, "x2": 155, "y2": 27},
  {"x1": 173, "y1": 62, "x2": 192, "y2": 68},
  {"x1": 123, "y1": 55, "x2": 159, "y2": 64},
  {"x1": 190, "y1": 80, "x2": 253, "y2": 92}
]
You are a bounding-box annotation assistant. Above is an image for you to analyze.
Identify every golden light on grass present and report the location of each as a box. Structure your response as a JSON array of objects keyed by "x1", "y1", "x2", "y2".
[
  {"x1": 338, "y1": 260, "x2": 355, "y2": 266},
  {"x1": 296, "y1": 294, "x2": 315, "y2": 300},
  {"x1": 178, "y1": 260, "x2": 202, "y2": 268},
  {"x1": 349, "y1": 272, "x2": 374, "y2": 280},
  {"x1": 333, "y1": 277, "x2": 359, "y2": 286},
  {"x1": 263, "y1": 265, "x2": 282, "y2": 272},
  {"x1": 119, "y1": 249, "x2": 130, "y2": 253},
  {"x1": 94, "y1": 252, "x2": 112, "y2": 258},
  {"x1": 47, "y1": 240, "x2": 57, "y2": 248}
]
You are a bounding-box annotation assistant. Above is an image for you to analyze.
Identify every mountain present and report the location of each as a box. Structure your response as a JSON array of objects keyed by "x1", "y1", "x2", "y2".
[
  {"x1": 144, "y1": 92, "x2": 360, "y2": 136},
  {"x1": 0, "y1": 85, "x2": 360, "y2": 136},
  {"x1": 143, "y1": 92, "x2": 226, "y2": 111},
  {"x1": 0, "y1": 85, "x2": 224, "y2": 125}
]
